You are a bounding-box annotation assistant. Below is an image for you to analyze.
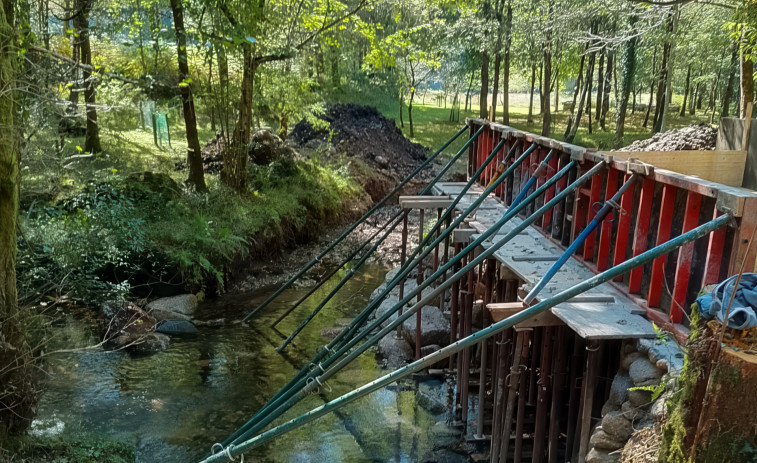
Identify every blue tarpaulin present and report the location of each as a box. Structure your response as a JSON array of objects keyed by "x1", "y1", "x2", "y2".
[{"x1": 696, "y1": 273, "x2": 757, "y2": 330}]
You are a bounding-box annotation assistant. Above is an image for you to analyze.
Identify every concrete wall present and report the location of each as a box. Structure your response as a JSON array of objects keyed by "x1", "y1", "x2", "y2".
[{"x1": 716, "y1": 117, "x2": 757, "y2": 190}]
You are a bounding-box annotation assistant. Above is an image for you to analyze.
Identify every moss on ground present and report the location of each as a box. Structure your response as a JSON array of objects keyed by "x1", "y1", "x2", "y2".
[{"x1": 3, "y1": 435, "x2": 135, "y2": 463}]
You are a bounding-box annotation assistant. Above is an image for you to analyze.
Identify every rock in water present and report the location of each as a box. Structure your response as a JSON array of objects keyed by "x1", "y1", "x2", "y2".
[
  {"x1": 99, "y1": 301, "x2": 156, "y2": 342},
  {"x1": 156, "y1": 320, "x2": 198, "y2": 335},
  {"x1": 398, "y1": 305, "x2": 450, "y2": 347},
  {"x1": 130, "y1": 332, "x2": 170, "y2": 355},
  {"x1": 147, "y1": 294, "x2": 198, "y2": 319}
]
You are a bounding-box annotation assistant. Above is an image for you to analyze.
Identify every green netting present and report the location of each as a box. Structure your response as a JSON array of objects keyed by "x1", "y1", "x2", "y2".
[{"x1": 151, "y1": 112, "x2": 171, "y2": 148}]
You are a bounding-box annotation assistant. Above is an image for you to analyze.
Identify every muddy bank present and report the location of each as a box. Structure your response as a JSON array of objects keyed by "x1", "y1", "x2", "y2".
[{"x1": 232, "y1": 205, "x2": 424, "y2": 293}]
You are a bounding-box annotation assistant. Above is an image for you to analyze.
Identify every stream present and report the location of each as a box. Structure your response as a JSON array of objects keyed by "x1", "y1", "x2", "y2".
[{"x1": 33, "y1": 263, "x2": 469, "y2": 462}]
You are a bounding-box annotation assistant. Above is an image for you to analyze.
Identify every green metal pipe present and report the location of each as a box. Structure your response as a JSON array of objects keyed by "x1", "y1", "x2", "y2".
[
  {"x1": 218, "y1": 133, "x2": 515, "y2": 448},
  {"x1": 202, "y1": 212, "x2": 732, "y2": 462},
  {"x1": 218, "y1": 126, "x2": 488, "y2": 448},
  {"x1": 276, "y1": 136, "x2": 514, "y2": 345},
  {"x1": 277, "y1": 212, "x2": 406, "y2": 351},
  {"x1": 330, "y1": 142, "x2": 535, "y2": 351},
  {"x1": 228, "y1": 156, "x2": 580, "y2": 446},
  {"x1": 270, "y1": 210, "x2": 404, "y2": 328},
  {"x1": 242, "y1": 125, "x2": 472, "y2": 321}
]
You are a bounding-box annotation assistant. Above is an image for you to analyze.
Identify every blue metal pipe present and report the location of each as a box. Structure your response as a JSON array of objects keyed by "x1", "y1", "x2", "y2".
[{"x1": 523, "y1": 172, "x2": 638, "y2": 304}]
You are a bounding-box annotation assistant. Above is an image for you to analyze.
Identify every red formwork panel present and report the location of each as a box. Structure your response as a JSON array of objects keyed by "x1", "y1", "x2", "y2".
[
  {"x1": 628, "y1": 178, "x2": 655, "y2": 293},
  {"x1": 612, "y1": 173, "x2": 635, "y2": 281},
  {"x1": 703, "y1": 209, "x2": 727, "y2": 285},
  {"x1": 670, "y1": 191, "x2": 703, "y2": 323},
  {"x1": 582, "y1": 170, "x2": 604, "y2": 261},
  {"x1": 597, "y1": 169, "x2": 620, "y2": 272},
  {"x1": 647, "y1": 184, "x2": 677, "y2": 308},
  {"x1": 541, "y1": 152, "x2": 561, "y2": 231}
]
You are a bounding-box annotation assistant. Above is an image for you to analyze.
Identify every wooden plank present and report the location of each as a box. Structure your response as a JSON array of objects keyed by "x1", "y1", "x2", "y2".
[
  {"x1": 453, "y1": 228, "x2": 477, "y2": 243},
  {"x1": 398, "y1": 196, "x2": 454, "y2": 209},
  {"x1": 647, "y1": 184, "x2": 677, "y2": 307},
  {"x1": 729, "y1": 197, "x2": 757, "y2": 275},
  {"x1": 628, "y1": 178, "x2": 655, "y2": 293},
  {"x1": 597, "y1": 169, "x2": 619, "y2": 271},
  {"x1": 486, "y1": 303, "x2": 563, "y2": 327},
  {"x1": 671, "y1": 191, "x2": 703, "y2": 323},
  {"x1": 551, "y1": 304, "x2": 656, "y2": 339},
  {"x1": 610, "y1": 150, "x2": 747, "y2": 187}
]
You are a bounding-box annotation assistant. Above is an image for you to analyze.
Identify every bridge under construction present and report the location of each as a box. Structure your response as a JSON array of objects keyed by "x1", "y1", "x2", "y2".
[{"x1": 200, "y1": 119, "x2": 757, "y2": 463}]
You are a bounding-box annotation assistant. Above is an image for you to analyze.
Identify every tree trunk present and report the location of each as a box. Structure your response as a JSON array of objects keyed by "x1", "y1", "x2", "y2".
[
  {"x1": 224, "y1": 43, "x2": 254, "y2": 191},
  {"x1": 652, "y1": 41, "x2": 670, "y2": 133},
  {"x1": 600, "y1": 49, "x2": 612, "y2": 131},
  {"x1": 479, "y1": 51, "x2": 489, "y2": 119},
  {"x1": 567, "y1": 51, "x2": 595, "y2": 142},
  {"x1": 502, "y1": 1, "x2": 512, "y2": 124},
  {"x1": 170, "y1": 0, "x2": 206, "y2": 192},
  {"x1": 217, "y1": 43, "x2": 230, "y2": 137},
  {"x1": 74, "y1": 0, "x2": 101, "y2": 153},
  {"x1": 740, "y1": 39, "x2": 754, "y2": 119},
  {"x1": 721, "y1": 45, "x2": 739, "y2": 119},
  {"x1": 0, "y1": 0, "x2": 33, "y2": 438},
  {"x1": 409, "y1": 87, "x2": 415, "y2": 138},
  {"x1": 614, "y1": 16, "x2": 638, "y2": 148},
  {"x1": 542, "y1": 32, "x2": 552, "y2": 137},
  {"x1": 564, "y1": 53, "x2": 586, "y2": 139},
  {"x1": 492, "y1": 52, "x2": 501, "y2": 122},
  {"x1": 465, "y1": 70, "x2": 475, "y2": 112},
  {"x1": 596, "y1": 52, "x2": 605, "y2": 120},
  {"x1": 680, "y1": 63, "x2": 691, "y2": 116},
  {"x1": 690, "y1": 81, "x2": 700, "y2": 115},
  {"x1": 399, "y1": 88, "x2": 404, "y2": 127},
  {"x1": 527, "y1": 64, "x2": 535, "y2": 123}
]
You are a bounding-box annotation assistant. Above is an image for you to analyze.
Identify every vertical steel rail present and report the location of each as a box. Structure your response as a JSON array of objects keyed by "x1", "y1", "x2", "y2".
[
  {"x1": 202, "y1": 213, "x2": 731, "y2": 463},
  {"x1": 226, "y1": 160, "x2": 591, "y2": 447}
]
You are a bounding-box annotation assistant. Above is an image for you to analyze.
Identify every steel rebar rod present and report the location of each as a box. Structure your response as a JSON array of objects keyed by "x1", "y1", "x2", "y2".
[
  {"x1": 227, "y1": 158, "x2": 581, "y2": 447},
  {"x1": 276, "y1": 137, "x2": 513, "y2": 346},
  {"x1": 270, "y1": 209, "x2": 404, "y2": 328},
  {"x1": 277, "y1": 213, "x2": 406, "y2": 351},
  {"x1": 202, "y1": 212, "x2": 732, "y2": 463},
  {"x1": 217, "y1": 138, "x2": 522, "y2": 450},
  {"x1": 243, "y1": 125, "x2": 472, "y2": 321},
  {"x1": 523, "y1": 172, "x2": 638, "y2": 304},
  {"x1": 330, "y1": 143, "x2": 534, "y2": 352}
]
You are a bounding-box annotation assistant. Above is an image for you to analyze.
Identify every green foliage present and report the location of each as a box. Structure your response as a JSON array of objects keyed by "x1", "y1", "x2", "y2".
[
  {"x1": 7, "y1": 434, "x2": 135, "y2": 463},
  {"x1": 629, "y1": 383, "x2": 665, "y2": 402}
]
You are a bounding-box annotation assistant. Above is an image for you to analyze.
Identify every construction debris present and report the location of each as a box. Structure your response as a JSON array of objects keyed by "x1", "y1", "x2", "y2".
[{"x1": 619, "y1": 124, "x2": 717, "y2": 151}]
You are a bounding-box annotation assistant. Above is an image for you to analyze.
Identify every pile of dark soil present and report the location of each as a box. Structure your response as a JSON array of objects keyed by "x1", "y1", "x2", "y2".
[
  {"x1": 620, "y1": 124, "x2": 717, "y2": 151},
  {"x1": 176, "y1": 130, "x2": 298, "y2": 173},
  {"x1": 290, "y1": 104, "x2": 430, "y2": 181}
]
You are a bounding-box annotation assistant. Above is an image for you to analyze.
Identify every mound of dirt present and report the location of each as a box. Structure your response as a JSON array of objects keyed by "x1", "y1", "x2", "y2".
[
  {"x1": 176, "y1": 130, "x2": 298, "y2": 173},
  {"x1": 619, "y1": 124, "x2": 717, "y2": 152},
  {"x1": 290, "y1": 104, "x2": 430, "y2": 181}
]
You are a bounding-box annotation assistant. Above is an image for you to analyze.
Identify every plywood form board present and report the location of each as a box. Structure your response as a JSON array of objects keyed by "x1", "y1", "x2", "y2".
[{"x1": 610, "y1": 150, "x2": 746, "y2": 187}]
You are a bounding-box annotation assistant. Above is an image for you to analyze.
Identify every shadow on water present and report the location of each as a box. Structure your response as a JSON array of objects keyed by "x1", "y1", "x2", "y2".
[{"x1": 34, "y1": 263, "x2": 466, "y2": 462}]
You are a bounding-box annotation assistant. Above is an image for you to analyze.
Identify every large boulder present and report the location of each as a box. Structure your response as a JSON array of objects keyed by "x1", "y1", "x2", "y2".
[
  {"x1": 628, "y1": 357, "x2": 664, "y2": 387},
  {"x1": 398, "y1": 305, "x2": 450, "y2": 348},
  {"x1": 146, "y1": 294, "x2": 198, "y2": 321},
  {"x1": 155, "y1": 320, "x2": 198, "y2": 335},
  {"x1": 249, "y1": 129, "x2": 298, "y2": 165},
  {"x1": 601, "y1": 411, "x2": 635, "y2": 441},
  {"x1": 377, "y1": 334, "x2": 413, "y2": 369}
]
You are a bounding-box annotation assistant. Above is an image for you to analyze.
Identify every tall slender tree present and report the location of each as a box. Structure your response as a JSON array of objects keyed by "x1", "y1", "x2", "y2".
[{"x1": 170, "y1": 0, "x2": 207, "y2": 192}]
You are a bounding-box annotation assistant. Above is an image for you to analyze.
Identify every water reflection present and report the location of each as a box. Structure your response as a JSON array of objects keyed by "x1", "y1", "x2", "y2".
[{"x1": 35, "y1": 263, "x2": 460, "y2": 462}]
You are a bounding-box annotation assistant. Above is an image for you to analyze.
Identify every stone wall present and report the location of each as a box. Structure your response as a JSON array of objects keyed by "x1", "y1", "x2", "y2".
[{"x1": 586, "y1": 338, "x2": 684, "y2": 463}]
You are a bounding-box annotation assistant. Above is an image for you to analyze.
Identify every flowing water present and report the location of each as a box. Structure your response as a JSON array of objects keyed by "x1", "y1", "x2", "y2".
[{"x1": 33, "y1": 263, "x2": 466, "y2": 462}]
